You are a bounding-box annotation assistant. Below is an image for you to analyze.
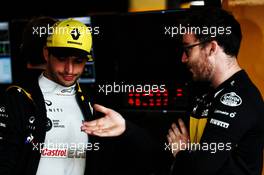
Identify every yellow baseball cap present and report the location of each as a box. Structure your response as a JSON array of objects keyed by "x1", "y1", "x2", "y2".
[{"x1": 46, "y1": 18, "x2": 92, "y2": 59}]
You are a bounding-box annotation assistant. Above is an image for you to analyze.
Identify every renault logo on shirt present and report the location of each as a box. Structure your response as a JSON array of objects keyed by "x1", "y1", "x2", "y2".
[{"x1": 61, "y1": 87, "x2": 75, "y2": 94}]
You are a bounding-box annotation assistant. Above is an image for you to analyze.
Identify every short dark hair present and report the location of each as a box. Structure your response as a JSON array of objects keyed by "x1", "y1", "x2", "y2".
[
  {"x1": 183, "y1": 7, "x2": 242, "y2": 57},
  {"x1": 20, "y1": 16, "x2": 58, "y2": 65}
]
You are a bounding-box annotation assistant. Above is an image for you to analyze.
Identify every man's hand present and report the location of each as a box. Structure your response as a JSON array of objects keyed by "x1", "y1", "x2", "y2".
[
  {"x1": 81, "y1": 104, "x2": 126, "y2": 137},
  {"x1": 167, "y1": 118, "x2": 189, "y2": 157}
]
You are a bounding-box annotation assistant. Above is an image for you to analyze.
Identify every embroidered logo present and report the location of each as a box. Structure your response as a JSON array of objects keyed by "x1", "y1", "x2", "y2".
[
  {"x1": 220, "y1": 92, "x2": 242, "y2": 107},
  {"x1": 29, "y1": 116, "x2": 35, "y2": 124},
  {"x1": 0, "y1": 107, "x2": 5, "y2": 113}
]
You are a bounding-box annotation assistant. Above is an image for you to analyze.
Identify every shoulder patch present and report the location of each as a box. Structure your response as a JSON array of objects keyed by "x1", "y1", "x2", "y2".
[
  {"x1": 6, "y1": 85, "x2": 33, "y2": 101},
  {"x1": 220, "y1": 92, "x2": 242, "y2": 107}
]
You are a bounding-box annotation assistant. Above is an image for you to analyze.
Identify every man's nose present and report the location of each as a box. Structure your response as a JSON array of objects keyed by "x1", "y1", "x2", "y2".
[
  {"x1": 181, "y1": 52, "x2": 188, "y2": 63},
  {"x1": 65, "y1": 59, "x2": 73, "y2": 74}
]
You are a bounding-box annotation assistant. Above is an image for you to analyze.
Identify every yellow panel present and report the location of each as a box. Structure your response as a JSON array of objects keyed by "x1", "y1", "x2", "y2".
[
  {"x1": 197, "y1": 118, "x2": 207, "y2": 143},
  {"x1": 129, "y1": 0, "x2": 166, "y2": 12},
  {"x1": 190, "y1": 116, "x2": 208, "y2": 143},
  {"x1": 189, "y1": 116, "x2": 199, "y2": 143}
]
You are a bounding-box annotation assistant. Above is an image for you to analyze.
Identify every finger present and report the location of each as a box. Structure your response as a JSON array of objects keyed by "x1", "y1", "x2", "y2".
[
  {"x1": 180, "y1": 136, "x2": 190, "y2": 143},
  {"x1": 94, "y1": 104, "x2": 109, "y2": 114},
  {"x1": 172, "y1": 123, "x2": 181, "y2": 136},
  {"x1": 167, "y1": 134, "x2": 172, "y2": 143},
  {"x1": 82, "y1": 118, "x2": 113, "y2": 133},
  {"x1": 178, "y1": 118, "x2": 188, "y2": 136},
  {"x1": 82, "y1": 125, "x2": 103, "y2": 134},
  {"x1": 92, "y1": 128, "x2": 117, "y2": 137},
  {"x1": 83, "y1": 117, "x2": 105, "y2": 128},
  {"x1": 81, "y1": 126, "x2": 93, "y2": 135},
  {"x1": 82, "y1": 126, "x2": 106, "y2": 133},
  {"x1": 82, "y1": 120, "x2": 98, "y2": 127},
  {"x1": 168, "y1": 129, "x2": 177, "y2": 141},
  {"x1": 81, "y1": 125, "x2": 98, "y2": 133}
]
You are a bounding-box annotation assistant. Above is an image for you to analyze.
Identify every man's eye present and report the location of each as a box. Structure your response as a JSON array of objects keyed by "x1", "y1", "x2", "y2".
[
  {"x1": 57, "y1": 57, "x2": 66, "y2": 61},
  {"x1": 74, "y1": 59, "x2": 85, "y2": 64}
]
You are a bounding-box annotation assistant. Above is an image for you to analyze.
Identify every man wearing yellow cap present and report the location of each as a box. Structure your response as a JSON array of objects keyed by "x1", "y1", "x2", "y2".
[
  {"x1": 0, "y1": 18, "x2": 147, "y2": 175},
  {"x1": 0, "y1": 18, "x2": 91, "y2": 175}
]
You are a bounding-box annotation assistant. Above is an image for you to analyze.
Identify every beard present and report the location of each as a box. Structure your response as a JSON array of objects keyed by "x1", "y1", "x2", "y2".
[{"x1": 188, "y1": 56, "x2": 214, "y2": 82}]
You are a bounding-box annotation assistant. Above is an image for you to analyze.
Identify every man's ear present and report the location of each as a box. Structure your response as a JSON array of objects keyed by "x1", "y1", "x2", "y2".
[
  {"x1": 208, "y1": 41, "x2": 218, "y2": 56},
  {"x1": 43, "y1": 47, "x2": 49, "y2": 62}
]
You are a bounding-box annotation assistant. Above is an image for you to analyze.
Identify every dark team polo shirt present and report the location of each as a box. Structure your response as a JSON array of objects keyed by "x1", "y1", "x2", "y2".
[{"x1": 172, "y1": 70, "x2": 264, "y2": 175}]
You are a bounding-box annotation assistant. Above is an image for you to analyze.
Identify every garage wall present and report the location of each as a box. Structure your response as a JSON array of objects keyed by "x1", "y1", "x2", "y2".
[{"x1": 224, "y1": 4, "x2": 264, "y2": 97}]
